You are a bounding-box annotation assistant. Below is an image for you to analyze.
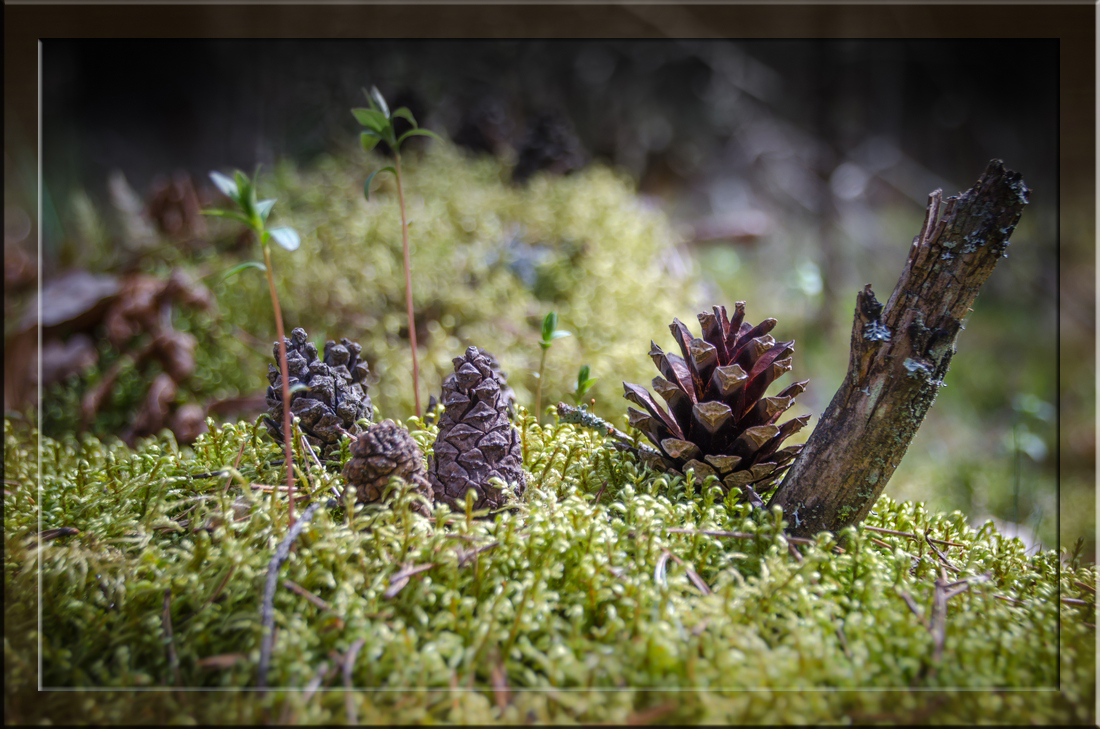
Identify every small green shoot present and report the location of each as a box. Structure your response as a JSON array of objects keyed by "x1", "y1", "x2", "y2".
[
  {"x1": 571, "y1": 364, "x2": 597, "y2": 406},
  {"x1": 534, "y1": 311, "x2": 572, "y2": 421},
  {"x1": 203, "y1": 168, "x2": 301, "y2": 527},
  {"x1": 353, "y1": 86, "x2": 443, "y2": 418}
]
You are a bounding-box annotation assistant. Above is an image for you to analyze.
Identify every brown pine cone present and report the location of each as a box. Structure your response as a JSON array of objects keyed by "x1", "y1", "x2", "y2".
[
  {"x1": 342, "y1": 419, "x2": 432, "y2": 516},
  {"x1": 428, "y1": 346, "x2": 526, "y2": 511},
  {"x1": 265, "y1": 328, "x2": 373, "y2": 460}
]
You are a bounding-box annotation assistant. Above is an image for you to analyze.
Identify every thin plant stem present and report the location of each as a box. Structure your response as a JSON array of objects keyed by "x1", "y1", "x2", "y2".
[
  {"x1": 263, "y1": 243, "x2": 296, "y2": 528},
  {"x1": 393, "y1": 151, "x2": 421, "y2": 417},
  {"x1": 534, "y1": 347, "x2": 548, "y2": 422}
]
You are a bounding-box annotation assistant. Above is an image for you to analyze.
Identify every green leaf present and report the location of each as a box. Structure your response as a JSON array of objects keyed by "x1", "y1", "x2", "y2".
[
  {"x1": 233, "y1": 170, "x2": 256, "y2": 220},
  {"x1": 255, "y1": 199, "x2": 276, "y2": 222},
  {"x1": 352, "y1": 108, "x2": 389, "y2": 134},
  {"x1": 267, "y1": 227, "x2": 300, "y2": 251},
  {"x1": 359, "y1": 131, "x2": 382, "y2": 155},
  {"x1": 369, "y1": 86, "x2": 390, "y2": 118},
  {"x1": 222, "y1": 261, "x2": 266, "y2": 279},
  {"x1": 541, "y1": 312, "x2": 558, "y2": 342},
  {"x1": 363, "y1": 166, "x2": 397, "y2": 201},
  {"x1": 200, "y1": 209, "x2": 252, "y2": 227},
  {"x1": 397, "y1": 128, "x2": 444, "y2": 147},
  {"x1": 209, "y1": 171, "x2": 238, "y2": 200},
  {"x1": 577, "y1": 365, "x2": 591, "y2": 389},
  {"x1": 391, "y1": 106, "x2": 417, "y2": 128}
]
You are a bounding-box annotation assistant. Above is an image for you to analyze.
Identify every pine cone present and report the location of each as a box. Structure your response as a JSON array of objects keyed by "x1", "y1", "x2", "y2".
[
  {"x1": 265, "y1": 328, "x2": 373, "y2": 460},
  {"x1": 623, "y1": 304, "x2": 810, "y2": 504},
  {"x1": 342, "y1": 420, "x2": 432, "y2": 516},
  {"x1": 427, "y1": 347, "x2": 516, "y2": 421},
  {"x1": 428, "y1": 346, "x2": 526, "y2": 511}
]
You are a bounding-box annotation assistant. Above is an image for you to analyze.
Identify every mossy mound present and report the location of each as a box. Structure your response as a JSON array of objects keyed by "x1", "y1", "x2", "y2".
[{"x1": 5, "y1": 416, "x2": 1094, "y2": 724}]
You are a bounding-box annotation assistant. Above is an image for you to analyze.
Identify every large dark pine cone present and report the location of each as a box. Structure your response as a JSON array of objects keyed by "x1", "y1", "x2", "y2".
[
  {"x1": 428, "y1": 347, "x2": 516, "y2": 421},
  {"x1": 623, "y1": 304, "x2": 810, "y2": 504},
  {"x1": 266, "y1": 328, "x2": 373, "y2": 460},
  {"x1": 342, "y1": 420, "x2": 432, "y2": 516},
  {"x1": 428, "y1": 346, "x2": 526, "y2": 511}
]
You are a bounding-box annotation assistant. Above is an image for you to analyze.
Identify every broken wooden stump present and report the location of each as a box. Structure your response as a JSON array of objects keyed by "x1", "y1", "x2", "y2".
[{"x1": 768, "y1": 159, "x2": 1030, "y2": 537}]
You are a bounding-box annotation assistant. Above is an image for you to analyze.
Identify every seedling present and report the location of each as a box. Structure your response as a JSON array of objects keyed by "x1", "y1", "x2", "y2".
[
  {"x1": 533, "y1": 311, "x2": 571, "y2": 421},
  {"x1": 353, "y1": 86, "x2": 443, "y2": 418},
  {"x1": 204, "y1": 169, "x2": 302, "y2": 526},
  {"x1": 570, "y1": 364, "x2": 597, "y2": 406}
]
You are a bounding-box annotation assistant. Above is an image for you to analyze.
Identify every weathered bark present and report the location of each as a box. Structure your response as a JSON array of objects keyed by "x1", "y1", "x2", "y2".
[{"x1": 768, "y1": 159, "x2": 1029, "y2": 537}]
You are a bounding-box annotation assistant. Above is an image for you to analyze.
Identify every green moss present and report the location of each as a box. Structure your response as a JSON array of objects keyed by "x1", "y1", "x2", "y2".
[{"x1": 5, "y1": 416, "x2": 1094, "y2": 724}]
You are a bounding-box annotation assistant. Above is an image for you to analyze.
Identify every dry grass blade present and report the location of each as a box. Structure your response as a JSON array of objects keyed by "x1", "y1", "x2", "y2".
[
  {"x1": 863, "y1": 524, "x2": 965, "y2": 548},
  {"x1": 196, "y1": 653, "x2": 244, "y2": 670},
  {"x1": 302, "y1": 660, "x2": 330, "y2": 704},
  {"x1": 928, "y1": 570, "x2": 950, "y2": 668},
  {"x1": 344, "y1": 638, "x2": 366, "y2": 723},
  {"x1": 161, "y1": 589, "x2": 182, "y2": 688},
  {"x1": 384, "y1": 563, "x2": 436, "y2": 599},
  {"x1": 654, "y1": 550, "x2": 670, "y2": 587},
  {"x1": 223, "y1": 440, "x2": 247, "y2": 493},
  {"x1": 282, "y1": 579, "x2": 330, "y2": 611},
  {"x1": 664, "y1": 527, "x2": 843, "y2": 553},
  {"x1": 924, "y1": 528, "x2": 962, "y2": 574},
  {"x1": 28, "y1": 527, "x2": 80, "y2": 546},
  {"x1": 666, "y1": 551, "x2": 712, "y2": 595},
  {"x1": 489, "y1": 648, "x2": 510, "y2": 714},
  {"x1": 257, "y1": 500, "x2": 323, "y2": 692}
]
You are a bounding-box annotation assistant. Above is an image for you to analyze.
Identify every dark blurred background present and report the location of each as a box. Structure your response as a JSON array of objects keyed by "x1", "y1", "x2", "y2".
[{"x1": 11, "y1": 37, "x2": 1087, "y2": 554}]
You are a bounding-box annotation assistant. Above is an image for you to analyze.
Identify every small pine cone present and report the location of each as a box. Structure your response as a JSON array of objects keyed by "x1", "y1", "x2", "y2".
[
  {"x1": 428, "y1": 346, "x2": 526, "y2": 511},
  {"x1": 265, "y1": 328, "x2": 373, "y2": 460},
  {"x1": 342, "y1": 420, "x2": 432, "y2": 516},
  {"x1": 428, "y1": 347, "x2": 516, "y2": 421}
]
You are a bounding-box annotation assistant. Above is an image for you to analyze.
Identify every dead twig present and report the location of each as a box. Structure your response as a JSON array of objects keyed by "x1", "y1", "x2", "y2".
[
  {"x1": 27, "y1": 527, "x2": 81, "y2": 546},
  {"x1": 924, "y1": 528, "x2": 962, "y2": 575},
  {"x1": 863, "y1": 524, "x2": 965, "y2": 548},
  {"x1": 300, "y1": 434, "x2": 342, "y2": 500},
  {"x1": 664, "y1": 527, "x2": 844, "y2": 553},
  {"x1": 384, "y1": 563, "x2": 436, "y2": 599},
  {"x1": 223, "y1": 440, "x2": 247, "y2": 494},
  {"x1": 666, "y1": 551, "x2": 712, "y2": 595},
  {"x1": 257, "y1": 500, "x2": 323, "y2": 692},
  {"x1": 302, "y1": 660, "x2": 330, "y2": 704},
  {"x1": 282, "y1": 579, "x2": 330, "y2": 611}
]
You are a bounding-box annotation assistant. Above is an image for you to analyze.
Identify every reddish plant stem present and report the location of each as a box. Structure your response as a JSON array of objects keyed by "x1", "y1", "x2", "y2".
[
  {"x1": 263, "y1": 243, "x2": 295, "y2": 528},
  {"x1": 393, "y1": 151, "x2": 421, "y2": 418}
]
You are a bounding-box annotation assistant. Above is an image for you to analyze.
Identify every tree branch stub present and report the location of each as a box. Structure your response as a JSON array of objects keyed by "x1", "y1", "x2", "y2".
[{"x1": 768, "y1": 159, "x2": 1029, "y2": 537}]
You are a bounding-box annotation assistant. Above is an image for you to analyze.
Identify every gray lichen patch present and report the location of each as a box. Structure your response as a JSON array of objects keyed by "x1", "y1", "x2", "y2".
[
  {"x1": 902, "y1": 357, "x2": 934, "y2": 378},
  {"x1": 862, "y1": 321, "x2": 891, "y2": 342}
]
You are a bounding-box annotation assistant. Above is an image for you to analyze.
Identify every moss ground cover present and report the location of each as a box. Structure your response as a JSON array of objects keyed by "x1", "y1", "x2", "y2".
[{"x1": 5, "y1": 415, "x2": 1094, "y2": 724}]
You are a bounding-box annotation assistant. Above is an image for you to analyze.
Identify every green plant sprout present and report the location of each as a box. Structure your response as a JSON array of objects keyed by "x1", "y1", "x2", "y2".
[
  {"x1": 534, "y1": 311, "x2": 572, "y2": 420},
  {"x1": 353, "y1": 85, "x2": 443, "y2": 418},
  {"x1": 571, "y1": 364, "x2": 597, "y2": 406},
  {"x1": 204, "y1": 169, "x2": 301, "y2": 526}
]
